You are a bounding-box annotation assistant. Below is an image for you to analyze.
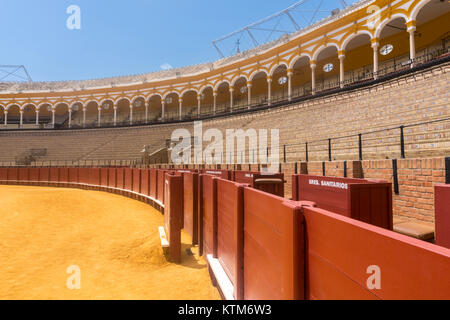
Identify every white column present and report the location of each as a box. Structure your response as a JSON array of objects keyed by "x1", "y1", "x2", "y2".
[
  {"x1": 247, "y1": 81, "x2": 252, "y2": 108},
  {"x1": 310, "y1": 61, "x2": 316, "y2": 95},
  {"x1": 179, "y1": 98, "x2": 183, "y2": 120},
  {"x1": 129, "y1": 104, "x2": 133, "y2": 125},
  {"x1": 68, "y1": 108, "x2": 72, "y2": 128},
  {"x1": 82, "y1": 107, "x2": 86, "y2": 127},
  {"x1": 372, "y1": 39, "x2": 379, "y2": 80},
  {"x1": 52, "y1": 109, "x2": 56, "y2": 127},
  {"x1": 4, "y1": 111, "x2": 7, "y2": 126},
  {"x1": 113, "y1": 105, "x2": 117, "y2": 126},
  {"x1": 19, "y1": 110, "x2": 24, "y2": 127},
  {"x1": 267, "y1": 76, "x2": 272, "y2": 106},
  {"x1": 197, "y1": 94, "x2": 201, "y2": 117},
  {"x1": 229, "y1": 87, "x2": 234, "y2": 112},
  {"x1": 287, "y1": 70, "x2": 293, "y2": 101},
  {"x1": 338, "y1": 50, "x2": 345, "y2": 89},
  {"x1": 161, "y1": 101, "x2": 165, "y2": 120},
  {"x1": 408, "y1": 24, "x2": 416, "y2": 67},
  {"x1": 213, "y1": 91, "x2": 217, "y2": 115},
  {"x1": 98, "y1": 107, "x2": 102, "y2": 127},
  {"x1": 145, "y1": 102, "x2": 149, "y2": 123},
  {"x1": 35, "y1": 109, "x2": 39, "y2": 126}
]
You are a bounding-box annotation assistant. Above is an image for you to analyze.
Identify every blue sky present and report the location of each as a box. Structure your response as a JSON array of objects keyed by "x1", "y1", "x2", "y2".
[{"x1": 0, "y1": 0, "x2": 357, "y2": 82}]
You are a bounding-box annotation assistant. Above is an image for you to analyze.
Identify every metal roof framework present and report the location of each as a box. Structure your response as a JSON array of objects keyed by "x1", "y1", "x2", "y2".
[
  {"x1": 0, "y1": 65, "x2": 32, "y2": 82},
  {"x1": 212, "y1": 0, "x2": 352, "y2": 58}
]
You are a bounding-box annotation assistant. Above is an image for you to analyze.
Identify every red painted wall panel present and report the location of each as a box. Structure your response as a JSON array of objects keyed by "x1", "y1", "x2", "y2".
[
  {"x1": 243, "y1": 187, "x2": 304, "y2": 300},
  {"x1": 59, "y1": 168, "x2": 69, "y2": 183},
  {"x1": 88, "y1": 168, "x2": 100, "y2": 186},
  {"x1": 149, "y1": 169, "x2": 157, "y2": 199},
  {"x1": 29, "y1": 168, "x2": 40, "y2": 182},
  {"x1": 7, "y1": 168, "x2": 18, "y2": 181},
  {"x1": 140, "y1": 169, "x2": 149, "y2": 196},
  {"x1": 292, "y1": 175, "x2": 392, "y2": 229},
  {"x1": 68, "y1": 168, "x2": 79, "y2": 183},
  {"x1": 108, "y1": 168, "x2": 116, "y2": 188},
  {"x1": 18, "y1": 168, "x2": 29, "y2": 181},
  {"x1": 164, "y1": 173, "x2": 183, "y2": 263},
  {"x1": 183, "y1": 172, "x2": 199, "y2": 245},
  {"x1": 38, "y1": 168, "x2": 50, "y2": 182},
  {"x1": 100, "y1": 168, "x2": 109, "y2": 187},
  {"x1": 124, "y1": 168, "x2": 133, "y2": 192},
  {"x1": 132, "y1": 168, "x2": 141, "y2": 193},
  {"x1": 199, "y1": 174, "x2": 217, "y2": 257},
  {"x1": 116, "y1": 168, "x2": 124, "y2": 189},
  {"x1": 303, "y1": 206, "x2": 450, "y2": 300},
  {"x1": 0, "y1": 168, "x2": 8, "y2": 181},
  {"x1": 49, "y1": 168, "x2": 59, "y2": 182},
  {"x1": 216, "y1": 178, "x2": 244, "y2": 299},
  {"x1": 435, "y1": 184, "x2": 450, "y2": 249}
]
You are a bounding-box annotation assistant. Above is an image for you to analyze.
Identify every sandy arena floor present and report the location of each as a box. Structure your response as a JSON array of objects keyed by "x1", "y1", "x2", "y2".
[{"x1": 0, "y1": 185, "x2": 220, "y2": 300}]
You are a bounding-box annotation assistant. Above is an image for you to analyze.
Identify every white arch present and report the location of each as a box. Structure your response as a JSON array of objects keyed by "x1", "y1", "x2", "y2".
[
  {"x1": 340, "y1": 31, "x2": 373, "y2": 51},
  {"x1": 288, "y1": 53, "x2": 311, "y2": 69},
  {"x1": 312, "y1": 43, "x2": 340, "y2": 61},
  {"x1": 410, "y1": 0, "x2": 436, "y2": 22},
  {"x1": 374, "y1": 13, "x2": 408, "y2": 39},
  {"x1": 230, "y1": 75, "x2": 249, "y2": 87},
  {"x1": 98, "y1": 98, "x2": 114, "y2": 107},
  {"x1": 114, "y1": 97, "x2": 131, "y2": 105},
  {"x1": 199, "y1": 84, "x2": 214, "y2": 94},
  {"x1": 180, "y1": 88, "x2": 199, "y2": 98},
  {"x1": 214, "y1": 80, "x2": 231, "y2": 91},
  {"x1": 249, "y1": 69, "x2": 268, "y2": 81},
  {"x1": 162, "y1": 91, "x2": 180, "y2": 101},
  {"x1": 146, "y1": 93, "x2": 163, "y2": 101},
  {"x1": 131, "y1": 95, "x2": 146, "y2": 105},
  {"x1": 22, "y1": 103, "x2": 38, "y2": 111},
  {"x1": 69, "y1": 101, "x2": 84, "y2": 109},
  {"x1": 37, "y1": 102, "x2": 52, "y2": 111},
  {"x1": 5, "y1": 103, "x2": 21, "y2": 111},
  {"x1": 269, "y1": 62, "x2": 288, "y2": 76}
]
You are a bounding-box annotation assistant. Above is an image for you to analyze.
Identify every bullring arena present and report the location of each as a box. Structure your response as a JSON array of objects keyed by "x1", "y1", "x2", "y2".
[{"x1": 1, "y1": 0, "x2": 450, "y2": 301}]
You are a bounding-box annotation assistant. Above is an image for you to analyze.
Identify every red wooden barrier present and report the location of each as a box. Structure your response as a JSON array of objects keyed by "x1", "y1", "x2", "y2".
[
  {"x1": 18, "y1": 168, "x2": 29, "y2": 181},
  {"x1": 233, "y1": 171, "x2": 285, "y2": 197},
  {"x1": 183, "y1": 172, "x2": 199, "y2": 245},
  {"x1": 100, "y1": 168, "x2": 109, "y2": 187},
  {"x1": 303, "y1": 206, "x2": 450, "y2": 300},
  {"x1": 89, "y1": 168, "x2": 100, "y2": 186},
  {"x1": 108, "y1": 168, "x2": 116, "y2": 188},
  {"x1": 7, "y1": 168, "x2": 18, "y2": 181},
  {"x1": 292, "y1": 175, "x2": 392, "y2": 229},
  {"x1": 124, "y1": 168, "x2": 133, "y2": 192},
  {"x1": 435, "y1": 184, "x2": 450, "y2": 249},
  {"x1": 49, "y1": 168, "x2": 59, "y2": 183},
  {"x1": 199, "y1": 174, "x2": 217, "y2": 257},
  {"x1": 157, "y1": 170, "x2": 166, "y2": 204},
  {"x1": 78, "y1": 168, "x2": 90, "y2": 185},
  {"x1": 132, "y1": 168, "x2": 141, "y2": 193},
  {"x1": 203, "y1": 169, "x2": 231, "y2": 180},
  {"x1": 216, "y1": 178, "x2": 244, "y2": 300},
  {"x1": 39, "y1": 168, "x2": 50, "y2": 182},
  {"x1": 140, "y1": 169, "x2": 150, "y2": 196},
  {"x1": 150, "y1": 169, "x2": 157, "y2": 199},
  {"x1": 29, "y1": 168, "x2": 40, "y2": 182},
  {"x1": 163, "y1": 173, "x2": 183, "y2": 263},
  {"x1": 59, "y1": 168, "x2": 69, "y2": 183},
  {"x1": 116, "y1": 168, "x2": 124, "y2": 189},
  {"x1": 68, "y1": 168, "x2": 79, "y2": 184},
  {"x1": 0, "y1": 168, "x2": 7, "y2": 181},
  {"x1": 243, "y1": 187, "x2": 305, "y2": 300}
]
